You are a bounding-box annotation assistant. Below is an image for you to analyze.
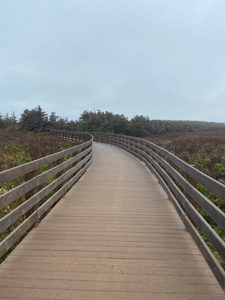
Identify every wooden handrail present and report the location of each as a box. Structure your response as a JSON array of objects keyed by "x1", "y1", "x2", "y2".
[
  {"x1": 91, "y1": 132, "x2": 225, "y2": 292},
  {"x1": 0, "y1": 132, "x2": 93, "y2": 260}
]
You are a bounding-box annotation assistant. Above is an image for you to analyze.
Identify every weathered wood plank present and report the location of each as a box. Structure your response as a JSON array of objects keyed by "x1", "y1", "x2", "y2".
[
  {"x1": 1, "y1": 141, "x2": 223, "y2": 298},
  {"x1": 0, "y1": 288, "x2": 224, "y2": 300},
  {"x1": 0, "y1": 137, "x2": 224, "y2": 297},
  {"x1": 0, "y1": 153, "x2": 92, "y2": 235},
  {"x1": 91, "y1": 134, "x2": 225, "y2": 291},
  {"x1": 0, "y1": 158, "x2": 92, "y2": 258},
  {"x1": 117, "y1": 139, "x2": 225, "y2": 263},
  {"x1": 166, "y1": 174, "x2": 225, "y2": 263},
  {"x1": 127, "y1": 139, "x2": 225, "y2": 230},
  {"x1": 119, "y1": 138, "x2": 225, "y2": 232}
]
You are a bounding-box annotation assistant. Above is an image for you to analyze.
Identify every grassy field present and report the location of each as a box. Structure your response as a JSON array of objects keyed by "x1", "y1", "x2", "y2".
[{"x1": 144, "y1": 126, "x2": 225, "y2": 268}]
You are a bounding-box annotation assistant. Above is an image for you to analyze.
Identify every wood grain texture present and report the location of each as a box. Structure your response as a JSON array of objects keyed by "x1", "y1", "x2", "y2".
[
  {"x1": 117, "y1": 141, "x2": 225, "y2": 262},
  {"x1": 0, "y1": 152, "x2": 92, "y2": 236},
  {"x1": 122, "y1": 138, "x2": 225, "y2": 231},
  {"x1": 91, "y1": 136, "x2": 225, "y2": 290},
  {"x1": 0, "y1": 142, "x2": 223, "y2": 299}
]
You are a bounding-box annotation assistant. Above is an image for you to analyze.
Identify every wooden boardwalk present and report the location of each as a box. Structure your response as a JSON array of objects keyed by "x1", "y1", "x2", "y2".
[{"x1": 0, "y1": 142, "x2": 224, "y2": 299}]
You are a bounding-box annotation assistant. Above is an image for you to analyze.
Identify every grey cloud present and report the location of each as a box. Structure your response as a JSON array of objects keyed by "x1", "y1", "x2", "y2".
[{"x1": 1, "y1": 0, "x2": 225, "y2": 122}]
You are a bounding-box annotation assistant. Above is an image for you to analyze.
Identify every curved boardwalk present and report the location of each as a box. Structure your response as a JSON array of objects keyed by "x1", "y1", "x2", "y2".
[{"x1": 0, "y1": 142, "x2": 224, "y2": 299}]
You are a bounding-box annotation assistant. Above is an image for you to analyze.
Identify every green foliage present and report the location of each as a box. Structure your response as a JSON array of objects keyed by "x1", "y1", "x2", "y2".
[
  {"x1": 0, "y1": 111, "x2": 17, "y2": 129},
  {"x1": 19, "y1": 105, "x2": 48, "y2": 131},
  {"x1": 213, "y1": 163, "x2": 225, "y2": 179},
  {"x1": 126, "y1": 115, "x2": 149, "y2": 137},
  {"x1": 79, "y1": 109, "x2": 129, "y2": 134},
  {"x1": 78, "y1": 110, "x2": 225, "y2": 137},
  {"x1": 1, "y1": 106, "x2": 225, "y2": 136},
  {"x1": 197, "y1": 227, "x2": 225, "y2": 269}
]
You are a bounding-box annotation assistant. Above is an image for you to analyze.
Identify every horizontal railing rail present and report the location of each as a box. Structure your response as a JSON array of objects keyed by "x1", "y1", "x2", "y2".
[
  {"x1": 91, "y1": 132, "x2": 225, "y2": 291},
  {"x1": 0, "y1": 132, "x2": 93, "y2": 260}
]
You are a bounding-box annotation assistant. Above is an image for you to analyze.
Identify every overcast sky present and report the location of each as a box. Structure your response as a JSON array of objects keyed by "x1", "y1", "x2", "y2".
[{"x1": 1, "y1": 0, "x2": 225, "y2": 122}]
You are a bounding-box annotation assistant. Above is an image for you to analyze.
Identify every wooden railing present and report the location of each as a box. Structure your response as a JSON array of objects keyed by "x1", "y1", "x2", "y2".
[
  {"x1": 0, "y1": 132, "x2": 93, "y2": 261},
  {"x1": 91, "y1": 132, "x2": 225, "y2": 291},
  {"x1": 1, "y1": 130, "x2": 224, "y2": 290}
]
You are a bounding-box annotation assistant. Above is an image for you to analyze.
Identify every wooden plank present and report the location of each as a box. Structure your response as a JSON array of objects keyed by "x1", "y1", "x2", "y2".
[
  {"x1": 0, "y1": 153, "x2": 92, "y2": 235},
  {"x1": 0, "y1": 289, "x2": 224, "y2": 300},
  {"x1": 0, "y1": 158, "x2": 93, "y2": 258},
  {"x1": 183, "y1": 214, "x2": 225, "y2": 292},
  {"x1": 166, "y1": 175, "x2": 225, "y2": 262},
  {"x1": 143, "y1": 145, "x2": 225, "y2": 232},
  {"x1": 118, "y1": 138, "x2": 225, "y2": 232},
  {"x1": 0, "y1": 265, "x2": 215, "y2": 277},
  {"x1": 149, "y1": 143, "x2": 224, "y2": 228},
  {"x1": 24, "y1": 169, "x2": 39, "y2": 227},
  {"x1": 0, "y1": 145, "x2": 92, "y2": 210},
  {"x1": 115, "y1": 140, "x2": 225, "y2": 262},
  {"x1": 143, "y1": 139, "x2": 225, "y2": 202},
  {"x1": 102, "y1": 138, "x2": 225, "y2": 289},
  {"x1": 0, "y1": 140, "x2": 224, "y2": 298}
]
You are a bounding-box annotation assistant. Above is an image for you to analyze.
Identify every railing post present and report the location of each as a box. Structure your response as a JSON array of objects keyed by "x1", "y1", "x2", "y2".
[
  {"x1": 125, "y1": 136, "x2": 128, "y2": 146},
  {"x1": 25, "y1": 169, "x2": 39, "y2": 225},
  {"x1": 127, "y1": 136, "x2": 132, "y2": 150},
  {"x1": 81, "y1": 144, "x2": 88, "y2": 169},
  {"x1": 118, "y1": 136, "x2": 122, "y2": 148},
  {"x1": 166, "y1": 159, "x2": 179, "y2": 198},
  {"x1": 73, "y1": 150, "x2": 79, "y2": 168},
  {"x1": 109, "y1": 135, "x2": 113, "y2": 145},
  {"x1": 132, "y1": 137, "x2": 139, "y2": 156},
  {"x1": 56, "y1": 157, "x2": 64, "y2": 191},
  {"x1": 139, "y1": 139, "x2": 145, "y2": 155},
  {"x1": 186, "y1": 174, "x2": 198, "y2": 227},
  {"x1": 69, "y1": 150, "x2": 79, "y2": 180}
]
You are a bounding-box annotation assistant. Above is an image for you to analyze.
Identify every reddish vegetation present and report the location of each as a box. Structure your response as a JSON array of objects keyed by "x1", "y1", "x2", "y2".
[
  {"x1": 144, "y1": 127, "x2": 225, "y2": 182},
  {"x1": 143, "y1": 127, "x2": 225, "y2": 269},
  {"x1": 0, "y1": 130, "x2": 77, "y2": 172},
  {"x1": 143, "y1": 126, "x2": 225, "y2": 214}
]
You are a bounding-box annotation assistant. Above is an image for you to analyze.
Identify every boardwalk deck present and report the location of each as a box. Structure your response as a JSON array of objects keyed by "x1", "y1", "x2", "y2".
[{"x1": 0, "y1": 142, "x2": 224, "y2": 299}]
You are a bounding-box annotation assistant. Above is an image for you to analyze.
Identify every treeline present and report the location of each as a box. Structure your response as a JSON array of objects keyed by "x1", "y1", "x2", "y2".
[
  {"x1": 1, "y1": 106, "x2": 225, "y2": 137},
  {"x1": 0, "y1": 106, "x2": 79, "y2": 132}
]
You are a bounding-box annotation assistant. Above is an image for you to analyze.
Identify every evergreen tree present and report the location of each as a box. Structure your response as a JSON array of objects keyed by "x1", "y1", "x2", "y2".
[
  {"x1": 20, "y1": 106, "x2": 47, "y2": 131},
  {"x1": 0, "y1": 113, "x2": 5, "y2": 129}
]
